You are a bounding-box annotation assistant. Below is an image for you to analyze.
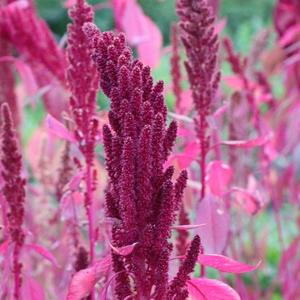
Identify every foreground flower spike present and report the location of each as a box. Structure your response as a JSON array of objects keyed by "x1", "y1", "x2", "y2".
[
  {"x1": 168, "y1": 235, "x2": 201, "y2": 298},
  {"x1": 84, "y1": 23, "x2": 195, "y2": 299},
  {"x1": 66, "y1": 0, "x2": 100, "y2": 269},
  {"x1": 1, "y1": 103, "x2": 26, "y2": 299},
  {"x1": 177, "y1": 0, "x2": 220, "y2": 200}
]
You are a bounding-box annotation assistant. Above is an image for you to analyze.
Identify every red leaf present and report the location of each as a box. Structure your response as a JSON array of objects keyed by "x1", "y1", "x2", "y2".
[
  {"x1": 195, "y1": 194, "x2": 230, "y2": 254},
  {"x1": 171, "y1": 224, "x2": 206, "y2": 230},
  {"x1": 110, "y1": 242, "x2": 139, "y2": 256},
  {"x1": 67, "y1": 255, "x2": 112, "y2": 300},
  {"x1": 206, "y1": 161, "x2": 232, "y2": 196},
  {"x1": 197, "y1": 254, "x2": 261, "y2": 273},
  {"x1": 46, "y1": 114, "x2": 76, "y2": 143},
  {"x1": 187, "y1": 278, "x2": 241, "y2": 300},
  {"x1": 21, "y1": 276, "x2": 45, "y2": 300},
  {"x1": 220, "y1": 132, "x2": 273, "y2": 148},
  {"x1": 25, "y1": 244, "x2": 60, "y2": 267}
]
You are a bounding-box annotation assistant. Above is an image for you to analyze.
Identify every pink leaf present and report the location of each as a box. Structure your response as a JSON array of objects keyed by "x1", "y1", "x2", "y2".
[
  {"x1": 98, "y1": 271, "x2": 125, "y2": 300},
  {"x1": 187, "y1": 278, "x2": 241, "y2": 300},
  {"x1": 214, "y1": 18, "x2": 227, "y2": 35},
  {"x1": 65, "y1": 169, "x2": 86, "y2": 191},
  {"x1": 60, "y1": 191, "x2": 83, "y2": 221},
  {"x1": 197, "y1": 254, "x2": 261, "y2": 273},
  {"x1": 110, "y1": 242, "x2": 139, "y2": 256},
  {"x1": 195, "y1": 194, "x2": 230, "y2": 254},
  {"x1": 171, "y1": 224, "x2": 206, "y2": 230},
  {"x1": 178, "y1": 141, "x2": 201, "y2": 169},
  {"x1": 230, "y1": 187, "x2": 264, "y2": 215},
  {"x1": 63, "y1": 0, "x2": 76, "y2": 8},
  {"x1": 213, "y1": 103, "x2": 228, "y2": 118},
  {"x1": 67, "y1": 267, "x2": 96, "y2": 300},
  {"x1": 25, "y1": 244, "x2": 60, "y2": 267},
  {"x1": 177, "y1": 128, "x2": 192, "y2": 138},
  {"x1": 0, "y1": 240, "x2": 9, "y2": 256},
  {"x1": 21, "y1": 276, "x2": 45, "y2": 300},
  {"x1": 206, "y1": 161, "x2": 232, "y2": 196},
  {"x1": 279, "y1": 23, "x2": 300, "y2": 47},
  {"x1": 136, "y1": 15, "x2": 162, "y2": 68},
  {"x1": 67, "y1": 255, "x2": 112, "y2": 300},
  {"x1": 220, "y1": 132, "x2": 273, "y2": 148},
  {"x1": 94, "y1": 255, "x2": 112, "y2": 281},
  {"x1": 223, "y1": 75, "x2": 257, "y2": 90},
  {"x1": 121, "y1": 1, "x2": 162, "y2": 68},
  {"x1": 176, "y1": 89, "x2": 193, "y2": 115},
  {"x1": 46, "y1": 114, "x2": 76, "y2": 143},
  {"x1": 121, "y1": 1, "x2": 148, "y2": 45},
  {"x1": 0, "y1": 56, "x2": 38, "y2": 97}
]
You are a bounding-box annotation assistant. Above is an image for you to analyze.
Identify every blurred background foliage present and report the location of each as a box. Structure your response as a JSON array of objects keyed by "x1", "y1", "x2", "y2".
[{"x1": 36, "y1": 0, "x2": 276, "y2": 54}]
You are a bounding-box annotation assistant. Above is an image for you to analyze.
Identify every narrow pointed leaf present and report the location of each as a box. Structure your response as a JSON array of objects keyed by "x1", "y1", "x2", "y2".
[
  {"x1": 21, "y1": 276, "x2": 45, "y2": 300},
  {"x1": 26, "y1": 244, "x2": 60, "y2": 267},
  {"x1": 220, "y1": 133, "x2": 273, "y2": 148},
  {"x1": 110, "y1": 242, "x2": 139, "y2": 256},
  {"x1": 187, "y1": 278, "x2": 241, "y2": 300},
  {"x1": 46, "y1": 114, "x2": 76, "y2": 143},
  {"x1": 171, "y1": 224, "x2": 206, "y2": 230},
  {"x1": 197, "y1": 254, "x2": 261, "y2": 273}
]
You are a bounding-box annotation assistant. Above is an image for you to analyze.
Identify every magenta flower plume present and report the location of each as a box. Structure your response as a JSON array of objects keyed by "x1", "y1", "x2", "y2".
[
  {"x1": 1, "y1": 103, "x2": 26, "y2": 299},
  {"x1": 83, "y1": 23, "x2": 197, "y2": 299},
  {"x1": 177, "y1": 0, "x2": 220, "y2": 200},
  {"x1": 66, "y1": 0, "x2": 100, "y2": 268},
  {"x1": 0, "y1": 2, "x2": 67, "y2": 83},
  {"x1": 67, "y1": 0, "x2": 99, "y2": 165}
]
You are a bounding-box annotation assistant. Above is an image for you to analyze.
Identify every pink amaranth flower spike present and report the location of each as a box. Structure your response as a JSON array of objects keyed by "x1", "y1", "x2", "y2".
[
  {"x1": 0, "y1": 2, "x2": 67, "y2": 83},
  {"x1": 83, "y1": 23, "x2": 197, "y2": 299},
  {"x1": 177, "y1": 0, "x2": 221, "y2": 201},
  {"x1": 1, "y1": 103, "x2": 26, "y2": 299},
  {"x1": 66, "y1": 0, "x2": 100, "y2": 276}
]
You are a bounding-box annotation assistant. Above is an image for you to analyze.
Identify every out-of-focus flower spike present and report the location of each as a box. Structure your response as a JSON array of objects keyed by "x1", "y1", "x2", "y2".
[{"x1": 1, "y1": 102, "x2": 26, "y2": 299}]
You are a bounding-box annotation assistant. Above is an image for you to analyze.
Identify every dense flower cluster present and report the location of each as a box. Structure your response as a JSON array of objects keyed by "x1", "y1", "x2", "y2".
[
  {"x1": 83, "y1": 22, "x2": 200, "y2": 299},
  {"x1": 177, "y1": 0, "x2": 220, "y2": 199},
  {"x1": 67, "y1": 0, "x2": 99, "y2": 165},
  {"x1": 1, "y1": 103, "x2": 26, "y2": 299},
  {"x1": 0, "y1": 1, "x2": 66, "y2": 83}
]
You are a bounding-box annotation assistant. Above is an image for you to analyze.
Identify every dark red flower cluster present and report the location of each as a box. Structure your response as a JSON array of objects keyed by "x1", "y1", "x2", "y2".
[
  {"x1": 67, "y1": 0, "x2": 99, "y2": 166},
  {"x1": 83, "y1": 22, "x2": 200, "y2": 299},
  {"x1": 177, "y1": 0, "x2": 220, "y2": 200},
  {"x1": 1, "y1": 103, "x2": 26, "y2": 299}
]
